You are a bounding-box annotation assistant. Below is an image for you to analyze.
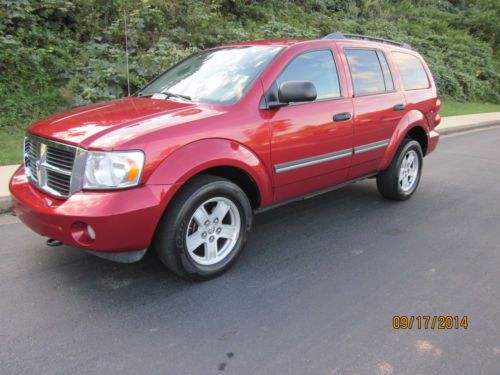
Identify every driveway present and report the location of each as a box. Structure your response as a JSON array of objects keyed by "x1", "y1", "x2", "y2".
[{"x1": 1, "y1": 127, "x2": 499, "y2": 374}]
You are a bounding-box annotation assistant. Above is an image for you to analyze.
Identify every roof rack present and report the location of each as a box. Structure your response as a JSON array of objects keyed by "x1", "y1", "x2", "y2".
[{"x1": 322, "y1": 32, "x2": 412, "y2": 50}]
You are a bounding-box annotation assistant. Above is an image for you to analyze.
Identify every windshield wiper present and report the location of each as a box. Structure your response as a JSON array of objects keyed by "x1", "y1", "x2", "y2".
[
  {"x1": 162, "y1": 91, "x2": 192, "y2": 101},
  {"x1": 138, "y1": 91, "x2": 192, "y2": 101}
]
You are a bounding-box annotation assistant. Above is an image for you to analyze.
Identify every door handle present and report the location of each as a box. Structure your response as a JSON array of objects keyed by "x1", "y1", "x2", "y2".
[
  {"x1": 333, "y1": 112, "x2": 352, "y2": 122},
  {"x1": 393, "y1": 104, "x2": 406, "y2": 111}
]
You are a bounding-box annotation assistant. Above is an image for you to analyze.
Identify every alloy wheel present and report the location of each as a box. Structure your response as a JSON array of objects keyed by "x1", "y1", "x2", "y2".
[
  {"x1": 185, "y1": 197, "x2": 241, "y2": 266},
  {"x1": 398, "y1": 149, "x2": 420, "y2": 192}
]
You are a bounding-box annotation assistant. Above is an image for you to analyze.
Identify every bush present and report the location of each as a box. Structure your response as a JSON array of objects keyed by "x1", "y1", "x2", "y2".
[{"x1": 0, "y1": 0, "x2": 499, "y2": 132}]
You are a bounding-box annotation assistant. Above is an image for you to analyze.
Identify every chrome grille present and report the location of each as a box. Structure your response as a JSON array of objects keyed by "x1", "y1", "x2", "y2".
[
  {"x1": 24, "y1": 134, "x2": 85, "y2": 198},
  {"x1": 24, "y1": 137, "x2": 41, "y2": 183},
  {"x1": 46, "y1": 146, "x2": 75, "y2": 171},
  {"x1": 46, "y1": 169, "x2": 72, "y2": 196}
]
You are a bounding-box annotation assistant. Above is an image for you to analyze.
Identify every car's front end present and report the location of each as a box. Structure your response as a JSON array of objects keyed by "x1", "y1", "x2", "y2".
[
  {"x1": 10, "y1": 131, "x2": 176, "y2": 261},
  {"x1": 9, "y1": 43, "x2": 284, "y2": 262}
]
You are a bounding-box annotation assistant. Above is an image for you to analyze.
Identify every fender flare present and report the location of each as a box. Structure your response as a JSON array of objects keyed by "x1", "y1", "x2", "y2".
[
  {"x1": 380, "y1": 110, "x2": 430, "y2": 170},
  {"x1": 147, "y1": 138, "x2": 274, "y2": 207}
]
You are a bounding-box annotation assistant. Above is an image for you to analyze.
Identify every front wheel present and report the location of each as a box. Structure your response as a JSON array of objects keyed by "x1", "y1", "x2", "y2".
[
  {"x1": 153, "y1": 175, "x2": 252, "y2": 280},
  {"x1": 376, "y1": 138, "x2": 423, "y2": 201}
]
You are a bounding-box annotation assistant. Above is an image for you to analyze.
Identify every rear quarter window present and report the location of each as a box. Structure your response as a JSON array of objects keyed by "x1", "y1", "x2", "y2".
[{"x1": 392, "y1": 52, "x2": 430, "y2": 90}]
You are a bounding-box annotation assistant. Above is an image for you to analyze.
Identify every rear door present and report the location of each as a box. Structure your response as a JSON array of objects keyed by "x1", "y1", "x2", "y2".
[
  {"x1": 266, "y1": 48, "x2": 354, "y2": 201},
  {"x1": 343, "y1": 48, "x2": 407, "y2": 178}
]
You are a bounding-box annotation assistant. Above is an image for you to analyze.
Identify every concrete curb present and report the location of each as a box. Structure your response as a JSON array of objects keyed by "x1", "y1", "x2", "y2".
[
  {"x1": 437, "y1": 120, "x2": 500, "y2": 135},
  {"x1": 0, "y1": 196, "x2": 12, "y2": 214}
]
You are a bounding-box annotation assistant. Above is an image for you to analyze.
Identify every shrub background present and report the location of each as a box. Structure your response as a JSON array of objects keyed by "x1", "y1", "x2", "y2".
[{"x1": 1, "y1": 0, "x2": 499, "y2": 133}]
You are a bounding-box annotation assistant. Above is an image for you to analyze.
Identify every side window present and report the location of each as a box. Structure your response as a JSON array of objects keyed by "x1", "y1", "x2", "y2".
[
  {"x1": 392, "y1": 52, "x2": 429, "y2": 90},
  {"x1": 345, "y1": 49, "x2": 387, "y2": 96},
  {"x1": 376, "y1": 50, "x2": 394, "y2": 92},
  {"x1": 276, "y1": 50, "x2": 341, "y2": 100}
]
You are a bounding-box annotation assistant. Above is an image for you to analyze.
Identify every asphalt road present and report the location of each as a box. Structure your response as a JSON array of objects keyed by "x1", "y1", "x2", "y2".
[{"x1": 1, "y1": 127, "x2": 500, "y2": 375}]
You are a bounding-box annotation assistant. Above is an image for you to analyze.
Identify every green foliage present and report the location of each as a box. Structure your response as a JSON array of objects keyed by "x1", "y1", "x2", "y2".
[
  {"x1": 0, "y1": 0, "x2": 499, "y2": 134},
  {"x1": 0, "y1": 127, "x2": 25, "y2": 165},
  {"x1": 439, "y1": 100, "x2": 500, "y2": 117}
]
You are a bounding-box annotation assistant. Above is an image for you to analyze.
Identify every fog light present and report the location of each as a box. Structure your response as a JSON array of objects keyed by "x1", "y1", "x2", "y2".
[
  {"x1": 71, "y1": 221, "x2": 96, "y2": 246},
  {"x1": 87, "y1": 225, "x2": 96, "y2": 240}
]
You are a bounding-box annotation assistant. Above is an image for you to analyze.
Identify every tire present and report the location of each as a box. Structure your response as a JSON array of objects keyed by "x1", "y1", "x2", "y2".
[
  {"x1": 376, "y1": 138, "x2": 423, "y2": 201},
  {"x1": 153, "y1": 175, "x2": 253, "y2": 280}
]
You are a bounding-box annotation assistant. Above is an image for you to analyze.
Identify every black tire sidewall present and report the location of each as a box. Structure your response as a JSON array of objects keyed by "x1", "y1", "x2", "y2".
[
  {"x1": 161, "y1": 179, "x2": 252, "y2": 279},
  {"x1": 394, "y1": 140, "x2": 423, "y2": 199}
]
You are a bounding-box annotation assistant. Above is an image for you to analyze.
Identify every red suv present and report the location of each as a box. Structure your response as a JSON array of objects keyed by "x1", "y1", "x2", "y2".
[{"x1": 10, "y1": 33, "x2": 441, "y2": 280}]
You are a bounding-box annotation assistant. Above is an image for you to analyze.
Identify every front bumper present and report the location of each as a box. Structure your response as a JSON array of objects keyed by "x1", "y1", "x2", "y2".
[{"x1": 10, "y1": 166, "x2": 173, "y2": 252}]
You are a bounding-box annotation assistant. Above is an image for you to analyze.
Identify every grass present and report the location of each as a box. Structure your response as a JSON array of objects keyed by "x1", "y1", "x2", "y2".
[
  {"x1": 440, "y1": 101, "x2": 500, "y2": 117},
  {"x1": 0, "y1": 128, "x2": 25, "y2": 166},
  {"x1": 1, "y1": 100, "x2": 500, "y2": 166}
]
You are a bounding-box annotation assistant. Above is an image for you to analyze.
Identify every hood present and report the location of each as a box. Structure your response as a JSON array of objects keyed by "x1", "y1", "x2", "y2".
[{"x1": 28, "y1": 97, "x2": 220, "y2": 149}]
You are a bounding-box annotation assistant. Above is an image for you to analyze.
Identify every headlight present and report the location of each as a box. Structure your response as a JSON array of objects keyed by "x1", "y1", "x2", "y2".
[{"x1": 83, "y1": 151, "x2": 144, "y2": 189}]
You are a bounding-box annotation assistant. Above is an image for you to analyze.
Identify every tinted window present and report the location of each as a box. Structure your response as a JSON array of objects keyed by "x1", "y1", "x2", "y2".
[
  {"x1": 276, "y1": 50, "x2": 341, "y2": 100},
  {"x1": 140, "y1": 46, "x2": 283, "y2": 105},
  {"x1": 345, "y1": 49, "x2": 386, "y2": 96},
  {"x1": 376, "y1": 50, "x2": 394, "y2": 91},
  {"x1": 392, "y1": 52, "x2": 429, "y2": 90}
]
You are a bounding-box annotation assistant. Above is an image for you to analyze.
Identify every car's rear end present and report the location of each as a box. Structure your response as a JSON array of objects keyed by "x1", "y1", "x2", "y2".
[{"x1": 389, "y1": 48, "x2": 441, "y2": 154}]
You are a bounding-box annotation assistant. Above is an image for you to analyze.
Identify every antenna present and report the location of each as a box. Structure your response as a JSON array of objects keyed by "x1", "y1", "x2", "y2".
[{"x1": 124, "y1": 10, "x2": 131, "y2": 97}]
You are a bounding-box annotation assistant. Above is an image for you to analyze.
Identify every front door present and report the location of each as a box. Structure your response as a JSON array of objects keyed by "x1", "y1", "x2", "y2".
[{"x1": 267, "y1": 48, "x2": 354, "y2": 202}]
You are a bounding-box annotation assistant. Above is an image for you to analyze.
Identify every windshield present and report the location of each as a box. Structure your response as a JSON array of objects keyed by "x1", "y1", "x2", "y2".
[{"x1": 139, "y1": 46, "x2": 283, "y2": 105}]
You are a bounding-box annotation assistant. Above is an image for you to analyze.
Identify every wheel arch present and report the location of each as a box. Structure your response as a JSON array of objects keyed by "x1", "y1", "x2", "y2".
[
  {"x1": 405, "y1": 126, "x2": 428, "y2": 155},
  {"x1": 192, "y1": 166, "x2": 261, "y2": 209},
  {"x1": 380, "y1": 110, "x2": 430, "y2": 170},
  {"x1": 147, "y1": 138, "x2": 274, "y2": 210}
]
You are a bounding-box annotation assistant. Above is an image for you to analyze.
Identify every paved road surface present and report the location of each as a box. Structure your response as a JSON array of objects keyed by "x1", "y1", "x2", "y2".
[{"x1": 1, "y1": 127, "x2": 499, "y2": 374}]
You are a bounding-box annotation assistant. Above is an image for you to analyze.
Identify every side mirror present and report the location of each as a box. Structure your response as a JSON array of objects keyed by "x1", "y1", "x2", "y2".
[{"x1": 278, "y1": 81, "x2": 317, "y2": 104}]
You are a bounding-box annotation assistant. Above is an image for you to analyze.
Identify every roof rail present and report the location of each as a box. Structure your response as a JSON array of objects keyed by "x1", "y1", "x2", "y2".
[{"x1": 322, "y1": 32, "x2": 412, "y2": 50}]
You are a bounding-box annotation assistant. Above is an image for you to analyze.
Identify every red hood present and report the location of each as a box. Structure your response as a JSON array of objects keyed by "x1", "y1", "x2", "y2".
[{"x1": 28, "y1": 97, "x2": 217, "y2": 149}]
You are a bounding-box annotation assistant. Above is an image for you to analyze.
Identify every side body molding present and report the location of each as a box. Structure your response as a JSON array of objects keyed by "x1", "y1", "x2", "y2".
[
  {"x1": 379, "y1": 109, "x2": 430, "y2": 171},
  {"x1": 147, "y1": 138, "x2": 274, "y2": 208}
]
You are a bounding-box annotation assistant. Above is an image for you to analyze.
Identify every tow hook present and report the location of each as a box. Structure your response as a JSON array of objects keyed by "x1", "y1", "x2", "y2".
[{"x1": 46, "y1": 238, "x2": 63, "y2": 247}]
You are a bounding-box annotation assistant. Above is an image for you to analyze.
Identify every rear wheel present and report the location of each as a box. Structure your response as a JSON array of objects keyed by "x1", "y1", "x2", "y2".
[
  {"x1": 153, "y1": 175, "x2": 252, "y2": 280},
  {"x1": 377, "y1": 138, "x2": 423, "y2": 201}
]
